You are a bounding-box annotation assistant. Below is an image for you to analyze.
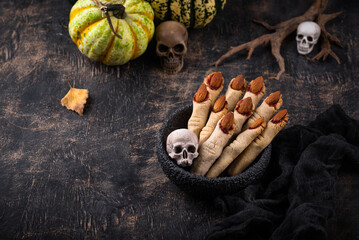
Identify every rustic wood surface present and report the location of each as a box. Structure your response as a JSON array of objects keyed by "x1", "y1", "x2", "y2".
[{"x1": 0, "y1": 0, "x2": 358, "y2": 239}]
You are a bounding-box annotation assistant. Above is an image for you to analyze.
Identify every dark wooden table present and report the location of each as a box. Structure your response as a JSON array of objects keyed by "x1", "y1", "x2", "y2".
[{"x1": 0, "y1": 0, "x2": 358, "y2": 239}]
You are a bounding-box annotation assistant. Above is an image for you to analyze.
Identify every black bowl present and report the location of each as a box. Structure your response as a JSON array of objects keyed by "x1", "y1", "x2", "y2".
[{"x1": 156, "y1": 104, "x2": 271, "y2": 198}]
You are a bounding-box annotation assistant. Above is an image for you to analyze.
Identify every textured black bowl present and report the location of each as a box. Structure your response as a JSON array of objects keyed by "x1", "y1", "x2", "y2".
[{"x1": 156, "y1": 104, "x2": 271, "y2": 198}]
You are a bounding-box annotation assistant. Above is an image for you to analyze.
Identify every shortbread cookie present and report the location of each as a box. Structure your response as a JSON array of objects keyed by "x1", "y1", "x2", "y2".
[
  {"x1": 188, "y1": 84, "x2": 212, "y2": 138},
  {"x1": 203, "y1": 72, "x2": 224, "y2": 107},
  {"x1": 242, "y1": 76, "x2": 265, "y2": 110},
  {"x1": 225, "y1": 75, "x2": 247, "y2": 111},
  {"x1": 233, "y1": 97, "x2": 253, "y2": 136},
  {"x1": 242, "y1": 91, "x2": 283, "y2": 131},
  {"x1": 198, "y1": 96, "x2": 228, "y2": 146},
  {"x1": 206, "y1": 117, "x2": 266, "y2": 178},
  {"x1": 191, "y1": 112, "x2": 235, "y2": 176},
  {"x1": 228, "y1": 110, "x2": 289, "y2": 176}
]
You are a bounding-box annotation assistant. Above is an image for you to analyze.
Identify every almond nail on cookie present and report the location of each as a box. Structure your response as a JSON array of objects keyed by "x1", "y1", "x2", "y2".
[
  {"x1": 242, "y1": 76, "x2": 265, "y2": 110},
  {"x1": 198, "y1": 96, "x2": 229, "y2": 147},
  {"x1": 191, "y1": 112, "x2": 235, "y2": 176},
  {"x1": 206, "y1": 117, "x2": 266, "y2": 178},
  {"x1": 242, "y1": 91, "x2": 283, "y2": 131},
  {"x1": 225, "y1": 75, "x2": 247, "y2": 111},
  {"x1": 188, "y1": 84, "x2": 212, "y2": 138},
  {"x1": 233, "y1": 97, "x2": 253, "y2": 136},
  {"x1": 203, "y1": 72, "x2": 224, "y2": 107},
  {"x1": 228, "y1": 109, "x2": 289, "y2": 176}
]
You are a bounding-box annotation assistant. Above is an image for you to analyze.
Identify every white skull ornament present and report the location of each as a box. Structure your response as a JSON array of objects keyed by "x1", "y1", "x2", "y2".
[
  {"x1": 166, "y1": 129, "x2": 199, "y2": 167},
  {"x1": 296, "y1": 21, "x2": 321, "y2": 55}
]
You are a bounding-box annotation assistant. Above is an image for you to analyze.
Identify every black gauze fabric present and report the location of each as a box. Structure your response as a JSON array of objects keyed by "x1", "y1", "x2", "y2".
[{"x1": 206, "y1": 105, "x2": 359, "y2": 240}]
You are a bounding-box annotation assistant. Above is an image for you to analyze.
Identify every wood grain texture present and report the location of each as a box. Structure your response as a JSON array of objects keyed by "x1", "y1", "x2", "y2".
[{"x1": 0, "y1": 0, "x2": 358, "y2": 239}]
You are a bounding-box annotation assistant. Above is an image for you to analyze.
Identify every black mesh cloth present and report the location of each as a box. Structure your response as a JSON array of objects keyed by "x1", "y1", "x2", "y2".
[{"x1": 207, "y1": 105, "x2": 359, "y2": 240}]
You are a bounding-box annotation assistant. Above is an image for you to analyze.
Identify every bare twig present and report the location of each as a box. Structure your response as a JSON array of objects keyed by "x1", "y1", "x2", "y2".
[{"x1": 312, "y1": 11, "x2": 343, "y2": 63}]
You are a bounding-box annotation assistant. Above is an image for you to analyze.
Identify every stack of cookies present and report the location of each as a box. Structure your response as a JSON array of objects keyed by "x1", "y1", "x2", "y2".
[{"x1": 187, "y1": 72, "x2": 289, "y2": 178}]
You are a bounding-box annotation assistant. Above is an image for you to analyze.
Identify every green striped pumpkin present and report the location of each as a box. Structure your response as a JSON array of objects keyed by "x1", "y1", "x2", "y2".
[
  {"x1": 69, "y1": 0, "x2": 155, "y2": 65},
  {"x1": 146, "y1": 0, "x2": 226, "y2": 28}
]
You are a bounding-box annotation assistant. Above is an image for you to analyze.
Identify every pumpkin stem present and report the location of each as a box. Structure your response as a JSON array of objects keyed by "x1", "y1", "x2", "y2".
[
  {"x1": 93, "y1": 0, "x2": 125, "y2": 39},
  {"x1": 106, "y1": 4, "x2": 125, "y2": 19}
]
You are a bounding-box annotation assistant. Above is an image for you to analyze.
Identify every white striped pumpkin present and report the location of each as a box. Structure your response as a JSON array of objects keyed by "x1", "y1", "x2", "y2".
[{"x1": 69, "y1": 0, "x2": 155, "y2": 65}]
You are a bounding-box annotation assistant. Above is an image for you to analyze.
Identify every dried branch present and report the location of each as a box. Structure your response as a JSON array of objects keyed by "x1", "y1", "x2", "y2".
[
  {"x1": 213, "y1": 0, "x2": 342, "y2": 80},
  {"x1": 312, "y1": 11, "x2": 343, "y2": 63}
]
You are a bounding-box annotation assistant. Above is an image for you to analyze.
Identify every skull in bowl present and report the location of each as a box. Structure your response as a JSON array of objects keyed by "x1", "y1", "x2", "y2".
[
  {"x1": 155, "y1": 21, "x2": 188, "y2": 74},
  {"x1": 296, "y1": 21, "x2": 321, "y2": 55},
  {"x1": 166, "y1": 129, "x2": 198, "y2": 167}
]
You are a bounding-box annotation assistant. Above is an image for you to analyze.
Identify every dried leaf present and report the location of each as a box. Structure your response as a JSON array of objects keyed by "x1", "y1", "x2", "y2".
[{"x1": 61, "y1": 84, "x2": 89, "y2": 116}]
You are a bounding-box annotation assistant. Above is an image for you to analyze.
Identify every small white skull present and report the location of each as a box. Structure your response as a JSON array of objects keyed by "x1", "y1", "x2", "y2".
[
  {"x1": 296, "y1": 21, "x2": 321, "y2": 55},
  {"x1": 166, "y1": 129, "x2": 199, "y2": 167}
]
